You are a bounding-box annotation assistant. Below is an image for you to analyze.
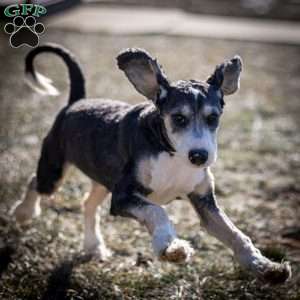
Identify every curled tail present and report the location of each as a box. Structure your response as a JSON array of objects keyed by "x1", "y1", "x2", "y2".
[{"x1": 25, "y1": 43, "x2": 86, "y2": 105}]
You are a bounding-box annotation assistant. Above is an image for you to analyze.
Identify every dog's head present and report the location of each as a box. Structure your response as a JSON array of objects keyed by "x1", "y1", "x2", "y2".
[{"x1": 117, "y1": 48, "x2": 242, "y2": 168}]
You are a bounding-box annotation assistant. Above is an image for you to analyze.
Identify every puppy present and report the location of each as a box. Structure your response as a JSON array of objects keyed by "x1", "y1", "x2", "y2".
[{"x1": 12, "y1": 44, "x2": 291, "y2": 284}]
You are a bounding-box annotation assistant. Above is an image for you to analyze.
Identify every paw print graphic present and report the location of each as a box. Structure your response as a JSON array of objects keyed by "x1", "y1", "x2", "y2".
[{"x1": 4, "y1": 16, "x2": 45, "y2": 48}]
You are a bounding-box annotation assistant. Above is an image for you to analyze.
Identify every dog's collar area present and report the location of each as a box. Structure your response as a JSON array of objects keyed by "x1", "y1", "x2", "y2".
[
  {"x1": 157, "y1": 115, "x2": 176, "y2": 155},
  {"x1": 141, "y1": 108, "x2": 175, "y2": 155}
]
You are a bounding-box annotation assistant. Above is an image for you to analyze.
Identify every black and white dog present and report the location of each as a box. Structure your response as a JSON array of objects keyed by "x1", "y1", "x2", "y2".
[{"x1": 13, "y1": 44, "x2": 291, "y2": 284}]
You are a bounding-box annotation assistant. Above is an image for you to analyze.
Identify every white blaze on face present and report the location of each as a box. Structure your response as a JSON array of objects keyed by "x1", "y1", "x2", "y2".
[
  {"x1": 190, "y1": 87, "x2": 200, "y2": 99},
  {"x1": 163, "y1": 89, "x2": 218, "y2": 167},
  {"x1": 166, "y1": 124, "x2": 217, "y2": 167}
]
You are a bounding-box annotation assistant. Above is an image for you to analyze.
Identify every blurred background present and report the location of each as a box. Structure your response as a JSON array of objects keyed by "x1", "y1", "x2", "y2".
[{"x1": 0, "y1": 1, "x2": 299, "y2": 299}]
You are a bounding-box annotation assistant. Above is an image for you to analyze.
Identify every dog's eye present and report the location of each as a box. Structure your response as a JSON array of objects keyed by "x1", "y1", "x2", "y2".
[
  {"x1": 206, "y1": 113, "x2": 219, "y2": 127},
  {"x1": 172, "y1": 114, "x2": 189, "y2": 128}
]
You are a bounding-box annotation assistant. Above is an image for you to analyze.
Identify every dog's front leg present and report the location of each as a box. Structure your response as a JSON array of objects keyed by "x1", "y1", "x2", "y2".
[
  {"x1": 188, "y1": 170, "x2": 291, "y2": 284},
  {"x1": 111, "y1": 176, "x2": 194, "y2": 263}
]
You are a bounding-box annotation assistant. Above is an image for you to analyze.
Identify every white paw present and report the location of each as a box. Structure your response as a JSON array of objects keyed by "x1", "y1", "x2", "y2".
[
  {"x1": 159, "y1": 238, "x2": 194, "y2": 264},
  {"x1": 84, "y1": 242, "x2": 112, "y2": 261},
  {"x1": 11, "y1": 201, "x2": 41, "y2": 224},
  {"x1": 257, "y1": 261, "x2": 291, "y2": 284},
  {"x1": 248, "y1": 255, "x2": 291, "y2": 284},
  {"x1": 238, "y1": 250, "x2": 292, "y2": 284}
]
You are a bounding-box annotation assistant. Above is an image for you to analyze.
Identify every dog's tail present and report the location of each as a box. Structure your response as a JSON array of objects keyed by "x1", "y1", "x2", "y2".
[{"x1": 25, "y1": 43, "x2": 86, "y2": 106}]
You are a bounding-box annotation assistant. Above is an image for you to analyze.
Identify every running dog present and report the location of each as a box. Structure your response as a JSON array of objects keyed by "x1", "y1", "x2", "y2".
[{"x1": 12, "y1": 44, "x2": 291, "y2": 284}]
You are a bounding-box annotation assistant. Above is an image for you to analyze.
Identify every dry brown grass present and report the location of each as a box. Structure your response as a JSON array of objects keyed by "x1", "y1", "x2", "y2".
[{"x1": 0, "y1": 30, "x2": 299, "y2": 299}]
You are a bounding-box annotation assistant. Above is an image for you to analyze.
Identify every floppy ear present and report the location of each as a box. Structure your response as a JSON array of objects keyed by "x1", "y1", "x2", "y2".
[
  {"x1": 207, "y1": 56, "x2": 242, "y2": 95},
  {"x1": 117, "y1": 48, "x2": 170, "y2": 101}
]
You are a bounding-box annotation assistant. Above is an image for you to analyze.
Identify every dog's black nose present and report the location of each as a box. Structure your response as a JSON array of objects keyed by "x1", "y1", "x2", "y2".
[{"x1": 189, "y1": 149, "x2": 208, "y2": 166}]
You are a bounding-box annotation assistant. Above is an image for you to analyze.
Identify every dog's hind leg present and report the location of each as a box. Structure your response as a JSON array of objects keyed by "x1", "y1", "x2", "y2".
[
  {"x1": 12, "y1": 174, "x2": 42, "y2": 224},
  {"x1": 12, "y1": 132, "x2": 66, "y2": 224},
  {"x1": 83, "y1": 181, "x2": 111, "y2": 260}
]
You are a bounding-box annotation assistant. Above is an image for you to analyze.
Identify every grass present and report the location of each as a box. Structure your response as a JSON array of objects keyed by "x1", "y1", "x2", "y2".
[{"x1": 0, "y1": 29, "x2": 299, "y2": 299}]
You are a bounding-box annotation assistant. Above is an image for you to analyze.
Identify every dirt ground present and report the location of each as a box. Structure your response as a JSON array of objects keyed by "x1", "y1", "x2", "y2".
[{"x1": 0, "y1": 29, "x2": 300, "y2": 299}]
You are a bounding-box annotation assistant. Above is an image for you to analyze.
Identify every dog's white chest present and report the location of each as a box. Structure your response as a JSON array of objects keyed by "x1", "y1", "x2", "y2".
[{"x1": 145, "y1": 152, "x2": 205, "y2": 204}]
